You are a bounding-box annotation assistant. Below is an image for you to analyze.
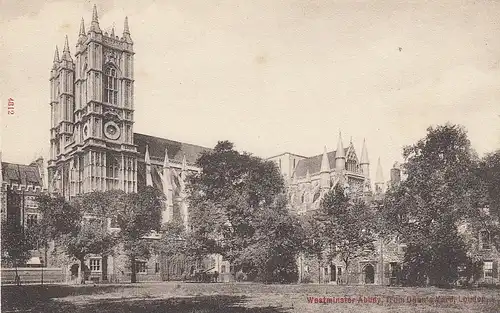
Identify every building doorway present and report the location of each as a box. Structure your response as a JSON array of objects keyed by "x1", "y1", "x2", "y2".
[
  {"x1": 363, "y1": 264, "x2": 375, "y2": 284},
  {"x1": 330, "y1": 264, "x2": 336, "y2": 283}
]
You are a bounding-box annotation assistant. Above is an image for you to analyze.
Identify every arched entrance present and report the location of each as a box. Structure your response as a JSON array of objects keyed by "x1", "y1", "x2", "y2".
[
  {"x1": 70, "y1": 264, "x2": 79, "y2": 279},
  {"x1": 363, "y1": 264, "x2": 375, "y2": 284},
  {"x1": 330, "y1": 264, "x2": 336, "y2": 283}
]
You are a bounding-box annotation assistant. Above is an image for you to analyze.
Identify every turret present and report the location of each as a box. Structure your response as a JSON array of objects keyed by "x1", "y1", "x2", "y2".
[
  {"x1": 320, "y1": 146, "x2": 331, "y2": 190},
  {"x1": 375, "y1": 157, "x2": 385, "y2": 194},
  {"x1": 360, "y1": 139, "x2": 370, "y2": 179},
  {"x1": 335, "y1": 132, "x2": 346, "y2": 171}
]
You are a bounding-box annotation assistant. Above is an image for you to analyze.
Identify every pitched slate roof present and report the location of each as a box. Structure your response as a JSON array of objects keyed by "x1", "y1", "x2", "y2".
[
  {"x1": 1, "y1": 162, "x2": 42, "y2": 186},
  {"x1": 134, "y1": 133, "x2": 211, "y2": 165},
  {"x1": 293, "y1": 148, "x2": 349, "y2": 178}
]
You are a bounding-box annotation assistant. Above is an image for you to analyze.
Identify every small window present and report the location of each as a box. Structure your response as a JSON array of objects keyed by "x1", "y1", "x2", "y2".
[
  {"x1": 484, "y1": 261, "x2": 493, "y2": 278},
  {"x1": 221, "y1": 265, "x2": 226, "y2": 273},
  {"x1": 155, "y1": 262, "x2": 160, "y2": 273},
  {"x1": 135, "y1": 261, "x2": 147, "y2": 274},
  {"x1": 90, "y1": 258, "x2": 101, "y2": 272},
  {"x1": 26, "y1": 213, "x2": 38, "y2": 228}
]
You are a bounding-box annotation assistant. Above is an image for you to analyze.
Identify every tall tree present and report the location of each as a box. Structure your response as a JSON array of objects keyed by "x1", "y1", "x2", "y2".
[
  {"x1": 316, "y1": 185, "x2": 376, "y2": 284},
  {"x1": 1, "y1": 221, "x2": 35, "y2": 284},
  {"x1": 112, "y1": 186, "x2": 163, "y2": 283},
  {"x1": 381, "y1": 124, "x2": 484, "y2": 286},
  {"x1": 187, "y1": 141, "x2": 289, "y2": 278},
  {"x1": 300, "y1": 214, "x2": 327, "y2": 283},
  {"x1": 240, "y1": 195, "x2": 303, "y2": 283},
  {"x1": 478, "y1": 150, "x2": 500, "y2": 248},
  {"x1": 36, "y1": 193, "x2": 116, "y2": 284}
]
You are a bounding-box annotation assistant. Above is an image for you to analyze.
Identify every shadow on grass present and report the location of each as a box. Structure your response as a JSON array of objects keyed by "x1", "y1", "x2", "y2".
[
  {"x1": 1, "y1": 284, "x2": 135, "y2": 311},
  {"x1": 2, "y1": 286, "x2": 290, "y2": 313}
]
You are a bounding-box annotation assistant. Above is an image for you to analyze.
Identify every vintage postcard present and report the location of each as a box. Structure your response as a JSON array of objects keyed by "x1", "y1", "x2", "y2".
[{"x1": 1, "y1": 1, "x2": 499, "y2": 312}]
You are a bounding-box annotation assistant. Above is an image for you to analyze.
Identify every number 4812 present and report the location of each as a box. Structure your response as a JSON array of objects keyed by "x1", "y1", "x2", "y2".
[{"x1": 8, "y1": 98, "x2": 14, "y2": 115}]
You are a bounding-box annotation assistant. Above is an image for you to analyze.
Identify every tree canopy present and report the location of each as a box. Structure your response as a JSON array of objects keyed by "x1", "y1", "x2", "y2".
[
  {"x1": 186, "y1": 141, "x2": 301, "y2": 282},
  {"x1": 381, "y1": 124, "x2": 487, "y2": 286},
  {"x1": 316, "y1": 185, "x2": 376, "y2": 283}
]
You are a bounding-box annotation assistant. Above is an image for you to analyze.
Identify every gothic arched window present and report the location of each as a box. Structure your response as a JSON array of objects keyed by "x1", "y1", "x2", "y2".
[{"x1": 104, "y1": 67, "x2": 118, "y2": 105}]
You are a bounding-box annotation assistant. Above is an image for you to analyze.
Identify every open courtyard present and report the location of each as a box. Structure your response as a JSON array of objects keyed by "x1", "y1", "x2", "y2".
[{"x1": 2, "y1": 282, "x2": 500, "y2": 313}]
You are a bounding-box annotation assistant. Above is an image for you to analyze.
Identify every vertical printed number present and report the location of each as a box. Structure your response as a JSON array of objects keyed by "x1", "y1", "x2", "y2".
[{"x1": 7, "y1": 98, "x2": 14, "y2": 115}]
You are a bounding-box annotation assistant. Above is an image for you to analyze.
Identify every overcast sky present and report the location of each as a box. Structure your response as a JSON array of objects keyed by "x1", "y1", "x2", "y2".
[{"x1": 1, "y1": 0, "x2": 499, "y2": 181}]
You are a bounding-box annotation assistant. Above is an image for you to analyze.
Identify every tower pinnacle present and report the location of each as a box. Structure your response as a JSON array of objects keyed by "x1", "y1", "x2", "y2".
[
  {"x1": 336, "y1": 132, "x2": 345, "y2": 159},
  {"x1": 79, "y1": 18, "x2": 85, "y2": 36},
  {"x1": 145, "y1": 145, "x2": 152, "y2": 187},
  {"x1": 90, "y1": 4, "x2": 102, "y2": 33},
  {"x1": 163, "y1": 147, "x2": 170, "y2": 169},
  {"x1": 124, "y1": 16, "x2": 130, "y2": 34},
  {"x1": 123, "y1": 16, "x2": 132, "y2": 43},
  {"x1": 360, "y1": 139, "x2": 370, "y2": 179},
  {"x1": 320, "y1": 146, "x2": 330, "y2": 173},
  {"x1": 374, "y1": 157, "x2": 385, "y2": 194},
  {"x1": 360, "y1": 139, "x2": 369, "y2": 165},
  {"x1": 53, "y1": 46, "x2": 60, "y2": 65},
  {"x1": 92, "y1": 4, "x2": 98, "y2": 22},
  {"x1": 335, "y1": 131, "x2": 346, "y2": 171},
  {"x1": 181, "y1": 154, "x2": 187, "y2": 172},
  {"x1": 320, "y1": 145, "x2": 331, "y2": 190},
  {"x1": 375, "y1": 157, "x2": 384, "y2": 183},
  {"x1": 62, "y1": 36, "x2": 72, "y2": 61}
]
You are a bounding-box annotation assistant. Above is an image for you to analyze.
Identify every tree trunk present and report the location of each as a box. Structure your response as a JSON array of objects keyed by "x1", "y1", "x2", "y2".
[
  {"x1": 15, "y1": 264, "x2": 20, "y2": 286},
  {"x1": 318, "y1": 259, "x2": 321, "y2": 284},
  {"x1": 44, "y1": 244, "x2": 48, "y2": 267},
  {"x1": 130, "y1": 256, "x2": 137, "y2": 283},
  {"x1": 344, "y1": 260, "x2": 349, "y2": 285},
  {"x1": 80, "y1": 258, "x2": 86, "y2": 284}
]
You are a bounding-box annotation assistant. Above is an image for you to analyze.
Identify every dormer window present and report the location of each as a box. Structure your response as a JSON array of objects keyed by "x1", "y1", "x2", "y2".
[{"x1": 104, "y1": 67, "x2": 118, "y2": 105}]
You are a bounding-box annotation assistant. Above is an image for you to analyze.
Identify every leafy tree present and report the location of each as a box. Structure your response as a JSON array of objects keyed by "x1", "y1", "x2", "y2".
[
  {"x1": 36, "y1": 193, "x2": 117, "y2": 284},
  {"x1": 158, "y1": 221, "x2": 187, "y2": 258},
  {"x1": 34, "y1": 194, "x2": 81, "y2": 271},
  {"x1": 477, "y1": 150, "x2": 500, "y2": 248},
  {"x1": 240, "y1": 195, "x2": 303, "y2": 283},
  {"x1": 61, "y1": 220, "x2": 116, "y2": 283},
  {"x1": 316, "y1": 185, "x2": 376, "y2": 284},
  {"x1": 300, "y1": 214, "x2": 326, "y2": 283},
  {"x1": 112, "y1": 186, "x2": 163, "y2": 283},
  {"x1": 1, "y1": 221, "x2": 35, "y2": 284},
  {"x1": 381, "y1": 124, "x2": 485, "y2": 286},
  {"x1": 187, "y1": 141, "x2": 286, "y2": 276}
]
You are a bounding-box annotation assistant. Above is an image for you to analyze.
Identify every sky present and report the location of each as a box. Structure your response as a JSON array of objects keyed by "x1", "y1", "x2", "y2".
[{"x1": 1, "y1": 0, "x2": 500, "y2": 181}]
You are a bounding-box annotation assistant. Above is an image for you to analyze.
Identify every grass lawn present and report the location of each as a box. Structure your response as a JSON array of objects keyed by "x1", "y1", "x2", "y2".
[{"x1": 2, "y1": 282, "x2": 500, "y2": 313}]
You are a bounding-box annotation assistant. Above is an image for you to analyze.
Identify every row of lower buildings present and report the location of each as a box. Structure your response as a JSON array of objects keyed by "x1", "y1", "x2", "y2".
[{"x1": 1, "y1": 5, "x2": 498, "y2": 285}]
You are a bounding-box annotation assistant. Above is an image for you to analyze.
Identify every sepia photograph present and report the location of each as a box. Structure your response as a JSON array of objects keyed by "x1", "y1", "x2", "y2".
[{"x1": 1, "y1": 1, "x2": 499, "y2": 312}]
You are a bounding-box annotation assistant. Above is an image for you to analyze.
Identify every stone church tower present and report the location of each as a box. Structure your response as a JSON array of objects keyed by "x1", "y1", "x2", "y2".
[{"x1": 48, "y1": 5, "x2": 137, "y2": 199}]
